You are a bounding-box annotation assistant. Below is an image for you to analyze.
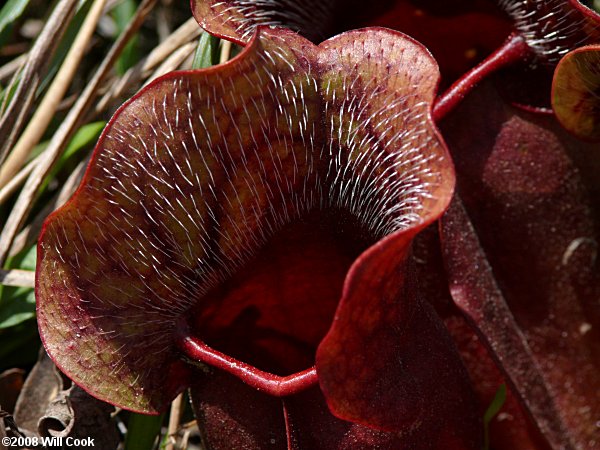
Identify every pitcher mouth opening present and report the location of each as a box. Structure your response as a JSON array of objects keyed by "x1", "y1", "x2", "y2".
[{"x1": 180, "y1": 208, "x2": 376, "y2": 378}]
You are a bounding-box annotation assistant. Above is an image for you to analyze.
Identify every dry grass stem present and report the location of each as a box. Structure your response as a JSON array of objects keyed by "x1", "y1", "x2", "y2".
[
  {"x1": 166, "y1": 393, "x2": 184, "y2": 450},
  {"x1": 8, "y1": 158, "x2": 89, "y2": 258},
  {"x1": 0, "y1": 159, "x2": 35, "y2": 206},
  {"x1": 157, "y1": 4, "x2": 173, "y2": 42},
  {"x1": 94, "y1": 17, "x2": 201, "y2": 114},
  {"x1": 144, "y1": 42, "x2": 195, "y2": 86},
  {"x1": 0, "y1": 0, "x2": 79, "y2": 165},
  {"x1": 0, "y1": 269, "x2": 35, "y2": 288},
  {"x1": 0, "y1": 54, "x2": 27, "y2": 82},
  {"x1": 219, "y1": 39, "x2": 232, "y2": 64},
  {"x1": 0, "y1": 83, "x2": 35, "y2": 152},
  {"x1": 0, "y1": 66, "x2": 25, "y2": 115},
  {"x1": 180, "y1": 430, "x2": 191, "y2": 450},
  {"x1": 0, "y1": 0, "x2": 158, "y2": 265},
  {"x1": 138, "y1": 17, "x2": 200, "y2": 69},
  {"x1": 0, "y1": 0, "x2": 109, "y2": 189},
  {"x1": 179, "y1": 421, "x2": 200, "y2": 450}
]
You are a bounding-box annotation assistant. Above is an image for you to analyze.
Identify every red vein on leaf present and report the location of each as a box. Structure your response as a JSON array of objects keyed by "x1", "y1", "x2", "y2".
[
  {"x1": 177, "y1": 331, "x2": 318, "y2": 397},
  {"x1": 433, "y1": 33, "x2": 530, "y2": 121}
]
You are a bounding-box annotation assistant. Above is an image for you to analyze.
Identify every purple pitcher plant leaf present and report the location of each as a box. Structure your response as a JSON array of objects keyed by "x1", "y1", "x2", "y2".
[
  {"x1": 36, "y1": 26, "x2": 483, "y2": 446},
  {"x1": 35, "y1": 1, "x2": 600, "y2": 448},
  {"x1": 412, "y1": 226, "x2": 551, "y2": 450},
  {"x1": 193, "y1": 0, "x2": 516, "y2": 84},
  {"x1": 193, "y1": 0, "x2": 515, "y2": 85},
  {"x1": 491, "y1": 1, "x2": 600, "y2": 112},
  {"x1": 356, "y1": 0, "x2": 513, "y2": 86},
  {"x1": 193, "y1": 1, "x2": 600, "y2": 111},
  {"x1": 190, "y1": 370, "x2": 478, "y2": 449},
  {"x1": 190, "y1": 2, "x2": 600, "y2": 448},
  {"x1": 496, "y1": 0, "x2": 600, "y2": 65},
  {"x1": 552, "y1": 44, "x2": 600, "y2": 141},
  {"x1": 440, "y1": 79, "x2": 600, "y2": 449}
]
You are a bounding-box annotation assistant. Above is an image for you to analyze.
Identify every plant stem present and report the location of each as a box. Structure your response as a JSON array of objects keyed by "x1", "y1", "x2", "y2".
[{"x1": 433, "y1": 33, "x2": 530, "y2": 121}]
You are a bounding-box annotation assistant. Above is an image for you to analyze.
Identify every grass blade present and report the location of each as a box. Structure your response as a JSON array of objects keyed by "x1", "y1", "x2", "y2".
[
  {"x1": 0, "y1": 244, "x2": 36, "y2": 329},
  {"x1": 483, "y1": 384, "x2": 507, "y2": 450},
  {"x1": 191, "y1": 31, "x2": 219, "y2": 69},
  {"x1": 0, "y1": 0, "x2": 31, "y2": 48},
  {"x1": 124, "y1": 413, "x2": 165, "y2": 450},
  {"x1": 111, "y1": 0, "x2": 140, "y2": 75}
]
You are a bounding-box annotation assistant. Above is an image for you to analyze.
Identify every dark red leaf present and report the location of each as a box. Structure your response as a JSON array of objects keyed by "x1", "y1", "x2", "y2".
[
  {"x1": 440, "y1": 80, "x2": 600, "y2": 449},
  {"x1": 441, "y1": 197, "x2": 574, "y2": 448},
  {"x1": 283, "y1": 385, "x2": 475, "y2": 450},
  {"x1": 191, "y1": 371, "x2": 478, "y2": 450},
  {"x1": 413, "y1": 226, "x2": 550, "y2": 450},
  {"x1": 190, "y1": 370, "x2": 288, "y2": 449},
  {"x1": 358, "y1": 1, "x2": 512, "y2": 86},
  {"x1": 316, "y1": 236, "x2": 481, "y2": 446},
  {"x1": 443, "y1": 314, "x2": 552, "y2": 450}
]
